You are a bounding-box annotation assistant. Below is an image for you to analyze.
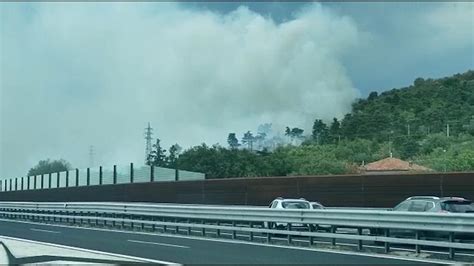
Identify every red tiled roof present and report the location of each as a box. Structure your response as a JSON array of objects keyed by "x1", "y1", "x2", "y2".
[{"x1": 364, "y1": 157, "x2": 431, "y2": 171}]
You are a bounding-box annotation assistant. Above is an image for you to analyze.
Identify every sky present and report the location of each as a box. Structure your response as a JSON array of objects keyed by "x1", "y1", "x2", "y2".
[{"x1": 1, "y1": 2, "x2": 473, "y2": 177}]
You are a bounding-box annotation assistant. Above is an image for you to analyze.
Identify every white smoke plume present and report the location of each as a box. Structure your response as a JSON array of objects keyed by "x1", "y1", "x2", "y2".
[{"x1": 0, "y1": 3, "x2": 360, "y2": 176}]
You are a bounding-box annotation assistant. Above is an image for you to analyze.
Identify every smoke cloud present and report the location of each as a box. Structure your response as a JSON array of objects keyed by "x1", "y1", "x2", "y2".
[{"x1": 1, "y1": 3, "x2": 360, "y2": 176}]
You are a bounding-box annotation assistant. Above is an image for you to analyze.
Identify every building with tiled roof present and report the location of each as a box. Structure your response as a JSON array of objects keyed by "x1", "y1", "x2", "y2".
[{"x1": 361, "y1": 157, "x2": 432, "y2": 175}]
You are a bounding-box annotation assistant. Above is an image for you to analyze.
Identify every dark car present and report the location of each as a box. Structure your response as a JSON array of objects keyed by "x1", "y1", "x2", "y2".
[
  {"x1": 393, "y1": 196, "x2": 474, "y2": 213},
  {"x1": 371, "y1": 196, "x2": 474, "y2": 240}
]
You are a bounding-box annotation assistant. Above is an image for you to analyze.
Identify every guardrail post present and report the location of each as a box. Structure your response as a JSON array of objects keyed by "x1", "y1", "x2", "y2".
[
  {"x1": 0, "y1": 180, "x2": 2, "y2": 192},
  {"x1": 216, "y1": 221, "x2": 221, "y2": 237},
  {"x1": 10, "y1": 178, "x2": 12, "y2": 191},
  {"x1": 150, "y1": 165, "x2": 154, "y2": 182},
  {"x1": 57, "y1": 172, "x2": 60, "y2": 188},
  {"x1": 175, "y1": 168, "x2": 179, "y2": 181},
  {"x1": 287, "y1": 224, "x2": 292, "y2": 244},
  {"x1": 415, "y1": 231, "x2": 420, "y2": 253},
  {"x1": 232, "y1": 221, "x2": 236, "y2": 239},
  {"x1": 449, "y1": 232, "x2": 455, "y2": 259},
  {"x1": 357, "y1": 228, "x2": 363, "y2": 251},
  {"x1": 48, "y1": 173, "x2": 52, "y2": 188},
  {"x1": 65, "y1": 171, "x2": 69, "y2": 187},
  {"x1": 27, "y1": 176, "x2": 30, "y2": 190},
  {"x1": 21, "y1": 177, "x2": 24, "y2": 190},
  {"x1": 75, "y1": 168, "x2": 79, "y2": 186},
  {"x1": 113, "y1": 165, "x2": 117, "y2": 184},
  {"x1": 99, "y1": 166, "x2": 103, "y2": 185},
  {"x1": 130, "y1": 163, "x2": 134, "y2": 183},
  {"x1": 34, "y1": 175, "x2": 37, "y2": 189},
  {"x1": 111, "y1": 213, "x2": 116, "y2": 227},
  {"x1": 384, "y1": 229, "x2": 390, "y2": 253},
  {"x1": 41, "y1": 174, "x2": 44, "y2": 189},
  {"x1": 331, "y1": 226, "x2": 336, "y2": 246},
  {"x1": 250, "y1": 222, "x2": 255, "y2": 241},
  {"x1": 86, "y1": 168, "x2": 90, "y2": 186},
  {"x1": 14, "y1": 178, "x2": 17, "y2": 191}
]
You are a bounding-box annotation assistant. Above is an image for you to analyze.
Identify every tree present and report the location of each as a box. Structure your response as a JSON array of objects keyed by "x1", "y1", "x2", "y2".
[
  {"x1": 368, "y1": 91, "x2": 378, "y2": 101},
  {"x1": 420, "y1": 133, "x2": 449, "y2": 154},
  {"x1": 242, "y1": 131, "x2": 255, "y2": 150},
  {"x1": 414, "y1": 77, "x2": 425, "y2": 87},
  {"x1": 177, "y1": 144, "x2": 278, "y2": 178},
  {"x1": 312, "y1": 119, "x2": 328, "y2": 144},
  {"x1": 290, "y1": 128, "x2": 304, "y2": 139},
  {"x1": 285, "y1": 127, "x2": 304, "y2": 144},
  {"x1": 227, "y1": 133, "x2": 240, "y2": 149},
  {"x1": 167, "y1": 144, "x2": 182, "y2": 168},
  {"x1": 329, "y1": 118, "x2": 341, "y2": 144},
  {"x1": 393, "y1": 136, "x2": 421, "y2": 159},
  {"x1": 147, "y1": 138, "x2": 168, "y2": 167},
  {"x1": 257, "y1": 123, "x2": 272, "y2": 136},
  {"x1": 254, "y1": 132, "x2": 267, "y2": 150},
  {"x1": 463, "y1": 115, "x2": 474, "y2": 135},
  {"x1": 27, "y1": 159, "x2": 72, "y2": 176}
]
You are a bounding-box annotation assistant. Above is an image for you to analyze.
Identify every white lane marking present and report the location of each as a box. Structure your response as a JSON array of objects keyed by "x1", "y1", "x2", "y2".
[
  {"x1": 0, "y1": 234, "x2": 180, "y2": 265},
  {"x1": 127, "y1": 239, "x2": 189, "y2": 249},
  {"x1": 0, "y1": 219, "x2": 456, "y2": 264},
  {"x1": 30, "y1": 228, "x2": 60, "y2": 234}
]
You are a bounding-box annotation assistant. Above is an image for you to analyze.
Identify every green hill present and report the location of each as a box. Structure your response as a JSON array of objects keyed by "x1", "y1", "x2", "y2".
[
  {"x1": 339, "y1": 70, "x2": 474, "y2": 141},
  {"x1": 170, "y1": 70, "x2": 474, "y2": 177}
]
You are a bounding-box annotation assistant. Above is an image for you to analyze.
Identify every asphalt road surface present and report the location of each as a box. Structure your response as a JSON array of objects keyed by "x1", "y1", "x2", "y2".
[{"x1": 0, "y1": 219, "x2": 439, "y2": 265}]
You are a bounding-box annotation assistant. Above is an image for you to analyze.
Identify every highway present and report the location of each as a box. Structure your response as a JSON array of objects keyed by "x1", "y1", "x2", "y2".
[{"x1": 0, "y1": 220, "x2": 438, "y2": 265}]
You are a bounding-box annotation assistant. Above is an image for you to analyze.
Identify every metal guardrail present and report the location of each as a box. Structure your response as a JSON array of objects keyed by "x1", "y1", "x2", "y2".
[{"x1": 0, "y1": 202, "x2": 473, "y2": 261}]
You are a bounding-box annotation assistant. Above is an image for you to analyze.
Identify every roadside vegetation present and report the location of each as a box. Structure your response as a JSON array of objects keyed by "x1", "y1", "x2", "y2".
[
  {"x1": 157, "y1": 70, "x2": 473, "y2": 178},
  {"x1": 28, "y1": 71, "x2": 474, "y2": 178}
]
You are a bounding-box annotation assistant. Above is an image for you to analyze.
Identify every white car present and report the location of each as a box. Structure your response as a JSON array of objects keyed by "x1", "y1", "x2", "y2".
[
  {"x1": 310, "y1": 201, "x2": 324, "y2": 209},
  {"x1": 310, "y1": 201, "x2": 333, "y2": 231},
  {"x1": 266, "y1": 197, "x2": 314, "y2": 230}
]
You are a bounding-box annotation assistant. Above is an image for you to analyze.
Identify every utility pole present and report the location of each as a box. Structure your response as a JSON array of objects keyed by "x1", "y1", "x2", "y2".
[
  {"x1": 89, "y1": 145, "x2": 95, "y2": 167},
  {"x1": 144, "y1": 122, "x2": 153, "y2": 165},
  {"x1": 443, "y1": 149, "x2": 447, "y2": 172},
  {"x1": 388, "y1": 131, "x2": 393, "y2": 158}
]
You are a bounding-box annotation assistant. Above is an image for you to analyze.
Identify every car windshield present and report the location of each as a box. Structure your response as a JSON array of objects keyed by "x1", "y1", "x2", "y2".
[
  {"x1": 282, "y1": 201, "x2": 310, "y2": 209},
  {"x1": 441, "y1": 201, "x2": 474, "y2": 213},
  {"x1": 393, "y1": 201, "x2": 411, "y2": 211}
]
